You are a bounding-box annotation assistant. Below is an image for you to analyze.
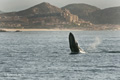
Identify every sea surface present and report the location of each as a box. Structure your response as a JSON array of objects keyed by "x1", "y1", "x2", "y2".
[{"x1": 0, "y1": 31, "x2": 120, "y2": 80}]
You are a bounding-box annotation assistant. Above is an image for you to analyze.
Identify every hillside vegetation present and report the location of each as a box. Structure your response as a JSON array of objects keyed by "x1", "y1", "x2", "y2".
[
  {"x1": 62, "y1": 3, "x2": 100, "y2": 21},
  {"x1": 62, "y1": 4, "x2": 120, "y2": 24}
]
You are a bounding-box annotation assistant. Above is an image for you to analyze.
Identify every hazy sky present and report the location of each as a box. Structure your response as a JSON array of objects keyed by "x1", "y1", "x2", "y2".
[{"x1": 0, "y1": 0, "x2": 120, "y2": 12}]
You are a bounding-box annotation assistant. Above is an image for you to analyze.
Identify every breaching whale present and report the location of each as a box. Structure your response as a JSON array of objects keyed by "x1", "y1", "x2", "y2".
[{"x1": 69, "y1": 32, "x2": 85, "y2": 54}]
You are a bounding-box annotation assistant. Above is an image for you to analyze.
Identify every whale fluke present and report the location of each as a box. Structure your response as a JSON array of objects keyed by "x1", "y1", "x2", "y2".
[{"x1": 69, "y1": 32, "x2": 85, "y2": 54}]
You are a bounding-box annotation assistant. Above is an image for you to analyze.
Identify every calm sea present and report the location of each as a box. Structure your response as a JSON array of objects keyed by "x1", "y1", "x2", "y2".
[{"x1": 0, "y1": 31, "x2": 120, "y2": 80}]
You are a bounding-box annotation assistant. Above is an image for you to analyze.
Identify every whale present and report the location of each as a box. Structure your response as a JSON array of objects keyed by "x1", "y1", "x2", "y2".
[{"x1": 69, "y1": 32, "x2": 85, "y2": 54}]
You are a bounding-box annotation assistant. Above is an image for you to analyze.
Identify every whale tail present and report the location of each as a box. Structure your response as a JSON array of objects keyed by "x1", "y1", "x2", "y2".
[{"x1": 69, "y1": 32, "x2": 85, "y2": 53}]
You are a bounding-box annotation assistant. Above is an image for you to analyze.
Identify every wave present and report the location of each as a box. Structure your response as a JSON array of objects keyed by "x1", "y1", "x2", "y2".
[
  {"x1": 96, "y1": 65, "x2": 120, "y2": 68},
  {"x1": 107, "y1": 51, "x2": 120, "y2": 53},
  {"x1": 86, "y1": 49, "x2": 120, "y2": 53},
  {"x1": 101, "y1": 49, "x2": 120, "y2": 53}
]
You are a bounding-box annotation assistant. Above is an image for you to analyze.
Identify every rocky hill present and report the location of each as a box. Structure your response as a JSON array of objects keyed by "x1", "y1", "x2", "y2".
[
  {"x1": 90, "y1": 6, "x2": 120, "y2": 24},
  {"x1": 0, "y1": 2, "x2": 85, "y2": 28},
  {"x1": 16, "y1": 2, "x2": 63, "y2": 16},
  {"x1": 62, "y1": 3, "x2": 100, "y2": 21},
  {"x1": 62, "y1": 4, "x2": 120, "y2": 24},
  {"x1": 0, "y1": 2, "x2": 120, "y2": 29}
]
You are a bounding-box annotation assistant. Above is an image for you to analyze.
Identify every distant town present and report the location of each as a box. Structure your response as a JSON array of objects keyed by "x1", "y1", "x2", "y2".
[{"x1": 0, "y1": 2, "x2": 120, "y2": 30}]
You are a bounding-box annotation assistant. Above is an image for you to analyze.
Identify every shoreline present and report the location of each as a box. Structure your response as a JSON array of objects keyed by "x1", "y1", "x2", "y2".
[
  {"x1": 1, "y1": 28, "x2": 120, "y2": 32},
  {"x1": 1, "y1": 28, "x2": 84, "y2": 31}
]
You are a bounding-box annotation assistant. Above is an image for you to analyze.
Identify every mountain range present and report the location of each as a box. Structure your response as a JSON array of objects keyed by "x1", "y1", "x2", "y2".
[
  {"x1": 62, "y1": 4, "x2": 120, "y2": 24},
  {"x1": 0, "y1": 2, "x2": 120, "y2": 29},
  {"x1": 62, "y1": 3, "x2": 100, "y2": 21}
]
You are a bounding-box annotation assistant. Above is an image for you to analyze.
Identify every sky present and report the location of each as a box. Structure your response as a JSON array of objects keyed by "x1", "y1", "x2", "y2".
[{"x1": 0, "y1": 0, "x2": 120, "y2": 12}]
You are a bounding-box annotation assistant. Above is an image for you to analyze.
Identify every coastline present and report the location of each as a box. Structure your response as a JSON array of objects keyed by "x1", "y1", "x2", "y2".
[
  {"x1": 1, "y1": 24, "x2": 120, "y2": 31},
  {"x1": 2, "y1": 28, "x2": 84, "y2": 31},
  {"x1": 0, "y1": 26, "x2": 120, "y2": 32}
]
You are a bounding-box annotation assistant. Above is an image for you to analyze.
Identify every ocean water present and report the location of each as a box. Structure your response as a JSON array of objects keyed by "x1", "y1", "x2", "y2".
[{"x1": 0, "y1": 31, "x2": 120, "y2": 80}]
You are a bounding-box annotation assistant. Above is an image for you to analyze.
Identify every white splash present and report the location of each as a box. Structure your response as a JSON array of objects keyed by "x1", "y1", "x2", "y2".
[{"x1": 89, "y1": 37, "x2": 101, "y2": 50}]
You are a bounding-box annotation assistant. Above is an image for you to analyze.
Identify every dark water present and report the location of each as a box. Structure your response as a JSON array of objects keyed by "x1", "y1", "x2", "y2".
[{"x1": 0, "y1": 31, "x2": 120, "y2": 80}]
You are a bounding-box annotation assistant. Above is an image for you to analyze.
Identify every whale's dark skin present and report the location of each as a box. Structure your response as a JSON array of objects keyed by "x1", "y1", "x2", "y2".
[
  {"x1": 69, "y1": 32, "x2": 85, "y2": 54},
  {"x1": 69, "y1": 32, "x2": 80, "y2": 53}
]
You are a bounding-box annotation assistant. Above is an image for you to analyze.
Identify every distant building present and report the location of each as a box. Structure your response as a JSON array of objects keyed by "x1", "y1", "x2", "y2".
[{"x1": 62, "y1": 9, "x2": 78, "y2": 22}]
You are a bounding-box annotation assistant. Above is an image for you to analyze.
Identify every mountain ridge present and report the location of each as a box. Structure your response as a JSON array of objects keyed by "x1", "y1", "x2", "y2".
[
  {"x1": 90, "y1": 6, "x2": 120, "y2": 24},
  {"x1": 16, "y1": 2, "x2": 63, "y2": 16},
  {"x1": 62, "y1": 3, "x2": 100, "y2": 21},
  {"x1": 0, "y1": 2, "x2": 120, "y2": 30},
  {"x1": 0, "y1": 2, "x2": 86, "y2": 29},
  {"x1": 62, "y1": 3, "x2": 120, "y2": 24}
]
